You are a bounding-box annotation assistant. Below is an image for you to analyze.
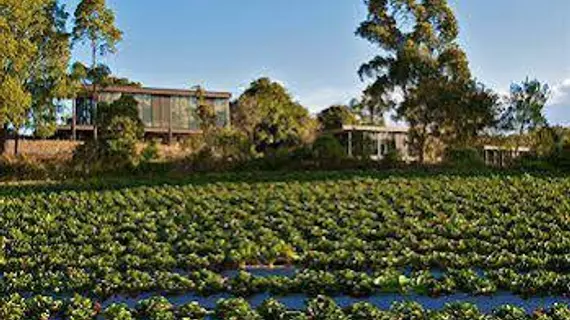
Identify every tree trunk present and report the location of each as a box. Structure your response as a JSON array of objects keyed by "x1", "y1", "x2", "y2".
[
  {"x1": 91, "y1": 40, "x2": 99, "y2": 140},
  {"x1": 418, "y1": 134, "x2": 426, "y2": 164},
  {"x1": 14, "y1": 132, "x2": 20, "y2": 156},
  {"x1": 0, "y1": 125, "x2": 7, "y2": 155}
]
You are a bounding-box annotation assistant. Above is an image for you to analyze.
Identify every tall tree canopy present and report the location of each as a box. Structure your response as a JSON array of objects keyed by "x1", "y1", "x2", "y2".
[
  {"x1": 501, "y1": 78, "x2": 550, "y2": 150},
  {"x1": 0, "y1": 0, "x2": 72, "y2": 152},
  {"x1": 72, "y1": 0, "x2": 122, "y2": 68},
  {"x1": 357, "y1": 0, "x2": 496, "y2": 162},
  {"x1": 232, "y1": 78, "x2": 316, "y2": 153},
  {"x1": 72, "y1": 0, "x2": 122, "y2": 140},
  {"x1": 318, "y1": 105, "x2": 359, "y2": 131}
]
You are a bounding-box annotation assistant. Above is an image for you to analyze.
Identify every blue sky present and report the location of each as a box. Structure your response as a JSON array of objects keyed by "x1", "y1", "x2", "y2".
[{"x1": 69, "y1": 0, "x2": 570, "y2": 125}]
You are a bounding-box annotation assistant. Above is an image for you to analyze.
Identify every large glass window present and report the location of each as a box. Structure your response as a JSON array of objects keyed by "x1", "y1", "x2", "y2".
[
  {"x1": 76, "y1": 97, "x2": 94, "y2": 125},
  {"x1": 171, "y1": 96, "x2": 198, "y2": 130},
  {"x1": 151, "y1": 96, "x2": 171, "y2": 128},
  {"x1": 212, "y1": 98, "x2": 229, "y2": 127}
]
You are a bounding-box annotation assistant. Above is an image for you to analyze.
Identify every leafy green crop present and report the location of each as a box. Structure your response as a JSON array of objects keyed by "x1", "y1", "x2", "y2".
[{"x1": 0, "y1": 172, "x2": 569, "y2": 304}]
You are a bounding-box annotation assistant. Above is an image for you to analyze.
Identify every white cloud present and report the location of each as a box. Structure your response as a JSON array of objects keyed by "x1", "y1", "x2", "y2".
[
  {"x1": 297, "y1": 87, "x2": 363, "y2": 114},
  {"x1": 550, "y1": 78, "x2": 570, "y2": 106}
]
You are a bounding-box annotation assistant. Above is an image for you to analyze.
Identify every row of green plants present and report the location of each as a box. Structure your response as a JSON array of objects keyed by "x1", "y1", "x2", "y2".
[
  {"x1": 0, "y1": 294, "x2": 568, "y2": 320},
  {"x1": 2, "y1": 267, "x2": 570, "y2": 299},
  {"x1": 0, "y1": 173, "x2": 569, "y2": 298}
]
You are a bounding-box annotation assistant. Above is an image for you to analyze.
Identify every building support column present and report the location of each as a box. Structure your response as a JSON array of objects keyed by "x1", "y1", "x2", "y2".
[
  {"x1": 348, "y1": 131, "x2": 353, "y2": 157},
  {"x1": 71, "y1": 99, "x2": 77, "y2": 140},
  {"x1": 377, "y1": 132, "x2": 382, "y2": 160},
  {"x1": 168, "y1": 103, "x2": 173, "y2": 145}
]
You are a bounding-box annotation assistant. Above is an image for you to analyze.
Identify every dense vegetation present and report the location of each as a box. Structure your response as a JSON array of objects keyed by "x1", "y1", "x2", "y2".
[
  {"x1": 0, "y1": 171, "x2": 568, "y2": 318},
  {"x1": 0, "y1": 294, "x2": 568, "y2": 320}
]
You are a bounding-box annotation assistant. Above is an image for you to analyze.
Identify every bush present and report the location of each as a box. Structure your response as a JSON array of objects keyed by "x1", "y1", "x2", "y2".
[
  {"x1": 382, "y1": 149, "x2": 403, "y2": 167},
  {"x1": 141, "y1": 139, "x2": 161, "y2": 163},
  {"x1": 312, "y1": 135, "x2": 345, "y2": 160},
  {"x1": 212, "y1": 127, "x2": 255, "y2": 162},
  {"x1": 548, "y1": 143, "x2": 570, "y2": 170},
  {"x1": 72, "y1": 95, "x2": 145, "y2": 173},
  {"x1": 443, "y1": 147, "x2": 485, "y2": 169}
]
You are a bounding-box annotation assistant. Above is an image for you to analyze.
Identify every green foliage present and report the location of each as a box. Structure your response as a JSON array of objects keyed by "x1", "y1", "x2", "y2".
[
  {"x1": 136, "y1": 297, "x2": 175, "y2": 320},
  {"x1": 72, "y1": 0, "x2": 123, "y2": 60},
  {"x1": 344, "y1": 302, "x2": 387, "y2": 320},
  {"x1": 214, "y1": 298, "x2": 261, "y2": 320},
  {"x1": 501, "y1": 78, "x2": 550, "y2": 137},
  {"x1": 65, "y1": 294, "x2": 95, "y2": 320},
  {"x1": 312, "y1": 135, "x2": 345, "y2": 160},
  {"x1": 178, "y1": 302, "x2": 208, "y2": 320},
  {"x1": 317, "y1": 105, "x2": 358, "y2": 131},
  {"x1": 306, "y1": 296, "x2": 347, "y2": 320},
  {"x1": 141, "y1": 139, "x2": 161, "y2": 163},
  {"x1": 357, "y1": 0, "x2": 499, "y2": 162},
  {"x1": 73, "y1": 95, "x2": 144, "y2": 170},
  {"x1": 104, "y1": 303, "x2": 134, "y2": 320},
  {"x1": 492, "y1": 305, "x2": 529, "y2": 320},
  {"x1": 25, "y1": 295, "x2": 63, "y2": 320},
  {"x1": 0, "y1": 294, "x2": 26, "y2": 320},
  {"x1": 0, "y1": 295, "x2": 565, "y2": 320},
  {"x1": 382, "y1": 148, "x2": 403, "y2": 167},
  {"x1": 257, "y1": 299, "x2": 291, "y2": 320},
  {"x1": 444, "y1": 147, "x2": 485, "y2": 169},
  {"x1": 2, "y1": 172, "x2": 570, "y2": 301},
  {"x1": 232, "y1": 77, "x2": 316, "y2": 153},
  {"x1": 0, "y1": 0, "x2": 72, "y2": 151},
  {"x1": 97, "y1": 95, "x2": 144, "y2": 138}
]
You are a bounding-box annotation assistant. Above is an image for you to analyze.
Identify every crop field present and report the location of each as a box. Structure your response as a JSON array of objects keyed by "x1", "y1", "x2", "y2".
[{"x1": 0, "y1": 171, "x2": 569, "y2": 319}]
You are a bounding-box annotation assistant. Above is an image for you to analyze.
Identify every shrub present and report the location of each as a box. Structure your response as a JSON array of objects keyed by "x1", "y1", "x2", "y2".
[
  {"x1": 548, "y1": 143, "x2": 570, "y2": 170},
  {"x1": 212, "y1": 127, "x2": 255, "y2": 162},
  {"x1": 382, "y1": 149, "x2": 403, "y2": 167},
  {"x1": 141, "y1": 139, "x2": 161, "y2": 163},
  {"x1": 312, "y1": 135, "x2": 345, "y2": 160},
  {"x1": 443, "y1": 147, "x2": 485, "y2": 169}
]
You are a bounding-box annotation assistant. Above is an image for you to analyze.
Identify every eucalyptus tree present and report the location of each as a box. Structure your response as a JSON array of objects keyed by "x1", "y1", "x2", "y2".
[
  {"x1": 357, "y1": 0, "x2": 488, "y2": 162},
  {"x1": 501, "y1": 78, "x2": 550, "y2": 151},
  {"x1": 0, "y1": 0, "x2": 72, "y2": 153},
  {"x1": 72, "y1": 0, "x2": 122, "y2": 139}
]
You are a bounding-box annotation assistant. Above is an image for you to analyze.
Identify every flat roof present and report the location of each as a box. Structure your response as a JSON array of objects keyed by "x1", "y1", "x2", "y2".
[
  {"x1": 83, "y1": 85, "x2": 232, "y2": 99},
  {"x1": 341, "y1": 124, "x2": 409, "y2": 133},
  {"x1": 483, "y1": 145, "x2": 531, "y2": 152}
]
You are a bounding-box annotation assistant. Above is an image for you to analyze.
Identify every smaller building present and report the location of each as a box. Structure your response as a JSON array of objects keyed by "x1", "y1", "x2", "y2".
[
  {"x1": 326, "y1": 125, "x2": 411, "y2": 161},
  {"x1": 57, "y1": 85, "x2": 232, "y2": 142},
  {"x1": 481, "y1": 145, "x2": 531, "y2": 167}
]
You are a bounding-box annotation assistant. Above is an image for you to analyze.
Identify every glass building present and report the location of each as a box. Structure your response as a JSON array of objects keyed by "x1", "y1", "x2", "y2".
[{"x1": 60, "y1": 86, "x2": 232, "y2": 141}]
